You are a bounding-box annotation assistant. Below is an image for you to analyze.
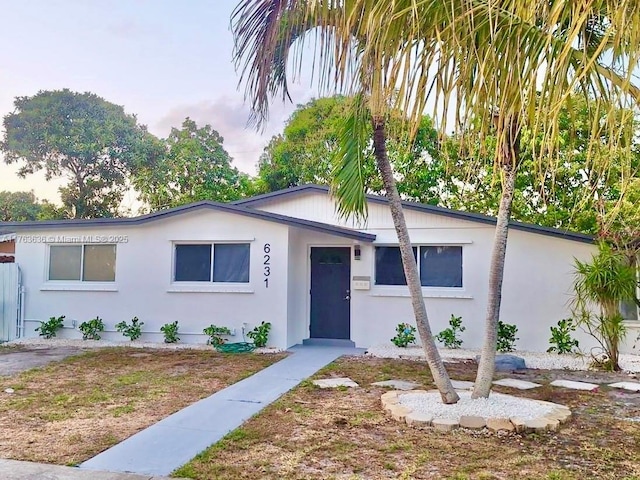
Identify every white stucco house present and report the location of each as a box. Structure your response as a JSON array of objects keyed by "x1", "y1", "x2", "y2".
[{"x1": 1, "y1": 184, "x2": 638, "y2": 352}]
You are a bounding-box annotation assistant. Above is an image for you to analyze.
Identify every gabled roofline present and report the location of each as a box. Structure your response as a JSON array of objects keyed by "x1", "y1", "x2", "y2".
[
  {"x1": 234, "y1": 184, "x2": 595, "y2": 244},
  {"x1": 0, "y1": 201, "x2": 376, "y2": 243}
]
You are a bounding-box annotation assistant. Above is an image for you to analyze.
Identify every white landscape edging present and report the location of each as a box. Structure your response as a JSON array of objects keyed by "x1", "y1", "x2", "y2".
[{"x1": 381, "y1": 390, "x2": 571, "y2": 433}]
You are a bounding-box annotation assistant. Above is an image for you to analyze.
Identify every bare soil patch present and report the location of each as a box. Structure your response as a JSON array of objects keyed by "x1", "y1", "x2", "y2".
[
  {"x1": 0, "y1": 348, "x2": 285, "y2": 465},
  {"x1": 176, "y1": 357, "x2": 640, "y2": 480}
]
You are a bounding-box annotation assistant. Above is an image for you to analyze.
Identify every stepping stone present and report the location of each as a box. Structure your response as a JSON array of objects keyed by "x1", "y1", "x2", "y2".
[
  {"x1": 493, "y1": 378, "x2": 542, "y2": 390},
  {"x1": 313, "y1": 377, "x2": 359, "y2": 389},
  {"x1": 608, "y1": 381, "x2": 640, "y2": 392},
  {"x1": 550, "y1": 379, "x2": 598, "y2": 391},
  {"x1": 406, "y1": 411, "x2": 433, "y2": 427},
  {"x1": 487, "y1": 417, "x2": 515, "y2": 432},
  {"x1": 451, "y1": 380, "x2": 474, "y2": 390},
  {"x1": 432, "y1": 418, "x2": 459, "y2": 431},
  {"x1": 372, "y1": 379, "x2": 420, "y2": 391},
  {"x1": 459, "y1": 415, "x2": 486, "y2": 430}
]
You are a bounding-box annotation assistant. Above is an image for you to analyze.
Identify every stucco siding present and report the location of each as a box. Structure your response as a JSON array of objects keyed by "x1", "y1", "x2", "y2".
[{"x1": 15, "y1": 209, "x2": 291, "y2": 348}]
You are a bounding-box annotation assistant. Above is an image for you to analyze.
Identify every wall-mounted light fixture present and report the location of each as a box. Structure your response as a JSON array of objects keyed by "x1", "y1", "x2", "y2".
[{"x1": 353, "y1": 244, "x2": 361, "y2": 260}]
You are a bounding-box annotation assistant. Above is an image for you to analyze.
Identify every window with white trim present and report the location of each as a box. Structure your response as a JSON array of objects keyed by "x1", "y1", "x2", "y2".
[
  {"x1": 621, "y1": 255, "x2": 639, "y2": 322},
  {"x1": 174, "y1": 243, "x2": 250, "y2": 283},
  {"x1": 375, "y1": 246, "x2": 463, "y2": 287},
  {"x1": 48, "y1": 244, "x2": 116, "y2": 282}
]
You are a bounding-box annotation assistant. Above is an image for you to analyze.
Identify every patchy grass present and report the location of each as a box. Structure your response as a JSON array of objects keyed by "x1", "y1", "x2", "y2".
[
  {"x1": 0, "y1": 348, "x2": 284, "y2": 465},
  {"x1": 175, "y1": 356, "x2": 640, "y2": 480}
]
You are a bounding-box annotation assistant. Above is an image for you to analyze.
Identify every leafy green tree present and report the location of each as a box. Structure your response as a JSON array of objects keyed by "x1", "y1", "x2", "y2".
[
  {"x1": 0, "y1": 191, "x2": 67, "y2": 221},
  {"x1": 0, "y1": 191, "x2": 42, "y2": 221},
  {"x1": 1, "y1": 89, "x2": 160, "y2": 219},
  {"x1": 134, "y1": 118, "x2": 252, "y2": 211},
  {"x1": 444, "y1": 97, "x2": 640, "y2": 235},
  {"x1": 258, "y1": 96, "x2": 445, "y2": 203}
]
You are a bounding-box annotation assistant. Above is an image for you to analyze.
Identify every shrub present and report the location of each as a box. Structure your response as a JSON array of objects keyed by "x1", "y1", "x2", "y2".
[
  {"x1": 115, "y1": 316, "x2": 144, "y2": 341},
  {"x1": 246, "y1": 321, "x2": 271, "y2": 347},
  {"x1": 497, "y1": 320, "x2": 518, "y2": 353},
  {"x1": 203, "y1": 324, "x2": 231, "y2": 346},
  {"x1": 35, "y1": 315, "x2": 65, "y2": 339},
  {"x1": 391, "y1": 323, "x2": 416, "y2": 348},
  {"x1": 547, "y1": 318, "x2": 580, "y2": 354},
  {"x1": 161, "y1": 321, "x2": 180, "y2": 344},
  {"x1": 435, "y1": 314, "x2": 465, "y2": 349},
  {"x1": 572, "y1": 243, "x2": 637, "y2": 371},
  {"x1": 79, "y1": 316, "x2": 105, "y2": 340}
]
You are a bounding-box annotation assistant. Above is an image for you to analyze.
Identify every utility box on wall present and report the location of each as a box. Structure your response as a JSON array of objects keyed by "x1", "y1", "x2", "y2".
[{"x1": 352, "y1": 276, "x2": 371, "y2": 290}]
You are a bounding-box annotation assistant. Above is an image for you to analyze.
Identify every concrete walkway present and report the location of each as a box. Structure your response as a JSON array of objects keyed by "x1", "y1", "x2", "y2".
[
  {"x1": 80, "y1": 345, "x2": 362, "y2": 476},
  {"x1": 0, "y1": 459, "x2": 178, "y2": 480}
]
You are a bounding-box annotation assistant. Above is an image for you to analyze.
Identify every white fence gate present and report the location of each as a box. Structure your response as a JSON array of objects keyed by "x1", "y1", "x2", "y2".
[{"x1": 0, "y1": 263, "x2": 22, "y2": 342}]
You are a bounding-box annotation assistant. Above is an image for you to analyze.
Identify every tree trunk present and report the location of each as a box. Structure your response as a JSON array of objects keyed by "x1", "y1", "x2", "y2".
[
  {"x1": 472, "y1": 119, "x2": 520, "y2": 399},
  {"x1": 372, "y1": 117, "x2": 459, "y2": 404}
]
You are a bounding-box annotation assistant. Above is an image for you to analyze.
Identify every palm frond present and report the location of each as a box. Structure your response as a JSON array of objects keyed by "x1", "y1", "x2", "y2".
[{"x1": 330, "y1": 94, "x2": 370, "y2": 221}]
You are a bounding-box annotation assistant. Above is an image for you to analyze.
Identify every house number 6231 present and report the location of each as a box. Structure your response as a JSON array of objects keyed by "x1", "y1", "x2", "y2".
[{"x1": 263, "y1": 243, "x2": 271, "y2": 288}]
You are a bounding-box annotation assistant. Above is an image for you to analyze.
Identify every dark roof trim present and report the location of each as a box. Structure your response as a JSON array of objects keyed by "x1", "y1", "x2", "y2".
[
  {"x1": 0, "y1": 201, "x2": 376, "y2": 243},
  {"x1": 234, "y1": 185, "x2": 594, "y2": 244}
]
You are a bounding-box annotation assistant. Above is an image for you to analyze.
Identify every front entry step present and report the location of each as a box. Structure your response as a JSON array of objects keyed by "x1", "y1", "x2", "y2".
[{"x1": 303, "y1": 338, "x2": 356, "y2": 348}]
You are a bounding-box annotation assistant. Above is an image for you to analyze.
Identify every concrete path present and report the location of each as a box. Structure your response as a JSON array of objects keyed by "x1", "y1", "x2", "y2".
[
  {"x1": 0, "y1": 459, "x2": 179, "y2": 480},
  {"x1": 80, "y1": 345, "x2": 362, "y2": 477},
  {"x1": 0, "y1": 346, "x2": 84, "y2": 376}
]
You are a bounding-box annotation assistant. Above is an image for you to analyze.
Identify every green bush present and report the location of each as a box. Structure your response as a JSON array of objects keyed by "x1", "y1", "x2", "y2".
[
  {"x1": 161, "y1": 321, "x2": 180, "y2": 344},
  {"x1": 246, "y1": 321, "x2": 272, "y2": 347},
  {"x1": 572, "y1": 243, "x2": 637, "y2": 371},
  {"x1": 435, "y1": 314, "x2": 465, "y2": 349},
  {"x1": 391, "y1": 323, "x2": 416, "y2": 348},
  {"x1": 497, "y1": 320, "x2": 518, "y2": 353},
  {"x1": 203, "y1": 324, "x2": 231, "y2": 346},
  {"x1": 547, "y1": 318, "x2": 579, "y2": 354},
  {"x1": 79, "y1": 316, "x2": 105, "y2": 340},
  {"x1": 115, "y1": 316, "x2": 144, "y2": 341},
  {"x1": 35, "y1": 315, "x2": 65, "y2": 339}
]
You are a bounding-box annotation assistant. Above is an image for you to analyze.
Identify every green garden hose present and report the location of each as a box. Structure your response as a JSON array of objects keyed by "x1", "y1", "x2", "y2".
[{"x1": 215, "y1": 342, "x2": 256, "y2": 353}]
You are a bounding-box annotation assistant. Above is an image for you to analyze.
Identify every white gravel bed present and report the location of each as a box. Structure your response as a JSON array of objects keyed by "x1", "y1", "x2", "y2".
[
  {"x1": 399, "y1": 390, "x2": 554, "y2": 421},
  {"x1": 366, "y1": 344, "x2": 640, "y2": 373},
  {"x1": 5, "y1": 337, "x2": 284, "y2": 354}
]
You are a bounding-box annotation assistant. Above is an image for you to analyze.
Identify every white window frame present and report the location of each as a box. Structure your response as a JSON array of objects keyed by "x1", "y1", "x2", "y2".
[
  {"x1": 168, "y1": 241, "x2": 253, "y2": 293},
  {"x1": 371, "y1": 243, "x2": 471, "y2": 299},
  {"x1": 42, "y1": 243, "x2": 117, "y2": 291}
]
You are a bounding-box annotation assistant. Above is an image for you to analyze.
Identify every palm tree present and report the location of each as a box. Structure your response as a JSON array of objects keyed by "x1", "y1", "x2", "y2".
[
  {"x1": 232, "y1": 0, "x2": 640, "y2": 399},
  {"x1": 233, "y1": 0, "x2": 461, "y2": 403}
]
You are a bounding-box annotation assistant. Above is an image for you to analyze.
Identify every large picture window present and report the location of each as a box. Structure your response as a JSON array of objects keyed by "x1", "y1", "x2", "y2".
[
  {"x1": 375, "y1": 245, "x2": 463, "y2": 287},
  {"x1": 174, "y1": 243, "x2": 250, "y2": 283},
  {"x1": 48, "y1": 245, "x2": 116, "y2": 282}
]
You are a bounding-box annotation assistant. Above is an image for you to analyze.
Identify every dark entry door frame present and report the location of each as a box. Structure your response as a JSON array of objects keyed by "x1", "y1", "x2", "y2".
[{"x1": 308, "y1": 246, "x2": 351, "y2": 340}]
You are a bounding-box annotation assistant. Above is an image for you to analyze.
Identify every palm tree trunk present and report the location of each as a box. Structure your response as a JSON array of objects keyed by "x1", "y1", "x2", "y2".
[
  {"x1": 472, "y1": 119, "x2": 520, "y2": 399},
  {"x1": 372, "y1": 117, "x2": 459, "y2": 404}
]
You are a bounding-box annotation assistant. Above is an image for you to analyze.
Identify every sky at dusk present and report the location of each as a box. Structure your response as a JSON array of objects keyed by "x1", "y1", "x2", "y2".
[{"x1": 0, "y1": 0, "x2": 315, "y2": 207}]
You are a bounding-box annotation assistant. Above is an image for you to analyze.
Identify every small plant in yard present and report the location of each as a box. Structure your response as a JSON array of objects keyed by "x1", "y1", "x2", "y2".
[
  {"x1": 203, "y1": 324, "x2": 231, "y2": 346},
  {"x1": 79, "y1": 316, "x2": 105, "y2": 340},
  {"x1": 391, "y1": 323, "x2": 416, "y2": 348},
  {"x1": 161, "y1": 321, "x2": 180, "y2": 343},
  {"x1": 35, "y1": 315, "x2": 65, "y2": 339},
  {"x1": 115, "y1": 316, "x2": 144, "y2": 341},
  {"x1": 547, "y1": 318, "x2": 580, "y2": 354},
  {"x1": 435, "y1": 314, "x2": 466, "y2": 349},
  {"x1": 497, "y1": 320, "x2": 519, "y2": 352},
  {"x1": 572, "y1": 243, "x2": 637, "y2": 371},
  {"x1": 246, "y1": 321, "x2": 272, "y2": 347}
]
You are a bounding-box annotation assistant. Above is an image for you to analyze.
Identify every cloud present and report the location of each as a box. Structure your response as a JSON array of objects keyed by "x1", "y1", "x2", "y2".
[{"x1": 154, "y1": 88, "x2": 314, "y2": 174}]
